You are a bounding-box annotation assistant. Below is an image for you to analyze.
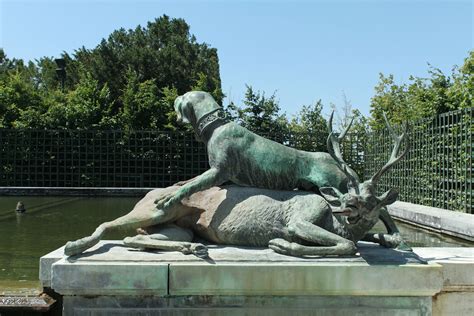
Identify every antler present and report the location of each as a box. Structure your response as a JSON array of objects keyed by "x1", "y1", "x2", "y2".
[
  {"x1": 327, "y1": 111, "x2": 359, "y2": 192},
  {"x1": 370, "y1": 113, "x2": 409, "y2": 183}
]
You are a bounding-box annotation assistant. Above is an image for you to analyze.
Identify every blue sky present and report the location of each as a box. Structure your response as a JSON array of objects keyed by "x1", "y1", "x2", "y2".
[{"x1": 1, "y1": 0, "x2": 472, "y2": 117}]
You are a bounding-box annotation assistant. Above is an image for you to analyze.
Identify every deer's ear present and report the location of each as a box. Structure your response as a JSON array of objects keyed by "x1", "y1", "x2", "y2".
[
  {"x1": 378, "y1": 188, "x2": 399, "y2": 206},
  {"x1": 320, "y1": 187, "x2": 342, "y2": 207}
]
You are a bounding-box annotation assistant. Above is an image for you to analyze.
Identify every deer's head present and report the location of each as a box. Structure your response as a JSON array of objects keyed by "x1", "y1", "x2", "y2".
[{"x1": 320, "y1": 112, "x2": 408, "y2": 227}]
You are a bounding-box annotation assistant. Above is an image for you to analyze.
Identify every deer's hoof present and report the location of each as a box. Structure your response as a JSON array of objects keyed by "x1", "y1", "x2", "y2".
[{"x1": 191, "y1": 243, "x2": 208, "y2": 258}]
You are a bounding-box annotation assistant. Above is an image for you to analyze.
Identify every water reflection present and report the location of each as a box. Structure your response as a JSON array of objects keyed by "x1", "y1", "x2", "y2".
[{"x1": 0, "y1": 196, "x2": 139, "y2": 286}]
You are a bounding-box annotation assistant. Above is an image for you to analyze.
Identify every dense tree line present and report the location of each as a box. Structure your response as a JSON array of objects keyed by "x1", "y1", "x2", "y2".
[
  {"x1": 369, "y1": 52, "x2": 473, "y2": 130},
  {"x1": 1, "y1": 14, "x2": 472, "y2": 139},
  {"x1": 0, "y1": 15, "x2": 222, "y2": 131},
  {"x1": 0, "y1": 15, "x2": 332, "y2": 153}
]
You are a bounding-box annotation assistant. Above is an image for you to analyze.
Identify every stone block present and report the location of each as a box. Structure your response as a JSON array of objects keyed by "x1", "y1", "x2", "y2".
[
  {"x1": 432, "y1": 292, "x2": 474, "y2": 316},
  {"x1": 39, "y1": 245, "x2": 65, "y2": 287},
  {"x1": 388, "y1": 201, "x2": 474, "y2": 241},
  {"x1": 414, "y1": 247, "x2": 474, "y2": 288},
  {"x1": 63, "y1": 295, "x2": 432, "y2": 316},
  {"x1": 169, "y1": 262, "x2": 442, "y2": 296}
]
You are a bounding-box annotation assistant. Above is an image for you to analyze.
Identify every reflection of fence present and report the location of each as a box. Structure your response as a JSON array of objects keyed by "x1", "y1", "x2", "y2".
[{"x1": 0, "y1": 107, "x2": 472, "y2": 213}]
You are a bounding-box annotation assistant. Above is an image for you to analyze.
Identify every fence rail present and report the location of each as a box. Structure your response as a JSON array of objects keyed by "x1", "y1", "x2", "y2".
[{"x1": 0, "y1": 107, "x2": 472, "y2": 213}]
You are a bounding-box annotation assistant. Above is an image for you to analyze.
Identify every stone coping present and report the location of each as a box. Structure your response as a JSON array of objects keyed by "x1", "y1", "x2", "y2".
[
  {"x1": 41, "y1": 241, "x2": 444, "y2": 297},
  {"x1": 388, "y1": 201, "x2": 474, "y2": 241},
  {"x1": 0, "y1": 187, "x2": 153, "y2": 196}
]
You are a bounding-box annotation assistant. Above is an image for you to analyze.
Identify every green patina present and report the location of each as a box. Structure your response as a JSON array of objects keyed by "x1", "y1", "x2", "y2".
[{"x1": 65, "y1": 91, "x2": 410, "y2": 257}]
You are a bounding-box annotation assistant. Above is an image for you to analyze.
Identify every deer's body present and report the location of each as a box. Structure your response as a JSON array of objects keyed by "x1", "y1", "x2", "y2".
[{"x1": 67, "y1": 185, "x2": 379, "y2": 257}]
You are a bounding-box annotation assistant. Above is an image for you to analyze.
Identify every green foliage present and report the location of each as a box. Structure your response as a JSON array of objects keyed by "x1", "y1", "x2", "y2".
[
  {"x1": 288, "y1": 100, "x2": 327, "y2": 151},
  {"x1": 228, "y1": 85, "x2": 289, "y2": 138},
  {"x1": 46, "y1": 72, "x2": 113, "y2": 129},
  {"x1": 0, "y1": 71, "x2": 43, "y2": 128},
  {"x1": 370, "y1": 51, "x2": 473, "y2": 129},
  {"x1": 448, "y1": 51, "x2": 474, "y2": 109},
  {"x1": 121, "y1": 69, "x2": 177, "y2": 130},
  {"x1": 0, "y1": 15, "x2": 222, "y2": 130}
]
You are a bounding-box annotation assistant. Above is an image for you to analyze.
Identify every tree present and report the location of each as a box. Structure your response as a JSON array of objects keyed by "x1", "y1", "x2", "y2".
[
  {"x1": 234, "y1": 85, "x2": 288, "y2": 138},
  {"x1": 448, "y1": 51, "x2": 473, "y2": 109},
  {"x1": 369, "y1": 51, "x2": 473, "y2": 129},
  {"x1": 73, "y1": 15, "x2": 223, "y2": 115},
  {"x1": 0, "y1": 71, "x2": 43, "y2": 128},
  {"x1": 0, "y1": 15, "x2": 223, "y2": 130},
  {"x1": 288, "y1": 100, "x2": 327, "y2": 152},
  {"x1": 121, "y1": 69, "x2": 177, "y2": 130},
  {"x1": 42, "y1": 72, "x2": 112, "y2": 129}
]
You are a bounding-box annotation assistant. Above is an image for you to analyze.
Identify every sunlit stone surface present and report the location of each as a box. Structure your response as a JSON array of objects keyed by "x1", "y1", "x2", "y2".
[{"x1": 39, "y1": 241, "x2": 474, "y2": 315}]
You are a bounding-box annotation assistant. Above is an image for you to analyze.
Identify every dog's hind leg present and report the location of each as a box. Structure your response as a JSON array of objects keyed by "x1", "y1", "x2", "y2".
[
  {"x1": 155, "y1": 168, "x2": 225, "y2": 209},
  {"x1": 64, "y1": 188, "x2": 186, "y2": 256},
  {"x1": 64, "y1": 207, "x2": 182, "y2": 256}
]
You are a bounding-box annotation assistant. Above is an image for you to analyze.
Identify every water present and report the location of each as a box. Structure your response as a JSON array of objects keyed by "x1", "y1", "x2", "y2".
[
  {"x1": 0, "y1": 196, "x2": 472, "y2": 292},
  {"x1": 0, "y1": 196, "x2": 139, "y2": 293},
  {"x1": 370, "y1": 220, "x2": 473, "y2": 247}
]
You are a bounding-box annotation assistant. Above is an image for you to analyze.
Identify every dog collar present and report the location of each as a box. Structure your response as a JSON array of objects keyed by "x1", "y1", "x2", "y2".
[{"x1": 196, "y1": 108, "x2": 229, "y2": 137}]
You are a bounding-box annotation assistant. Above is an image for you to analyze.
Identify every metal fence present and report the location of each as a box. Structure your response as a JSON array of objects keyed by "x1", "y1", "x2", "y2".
[
  {"x1": 364, "y1": 107, "x2": 473, "y2": 214},
  {"x1": 0, "y1": 107, "x2": 472, "y2": 213},
  {"x1": 0, "y1": 130, "x2": 208, "y2": 187}
]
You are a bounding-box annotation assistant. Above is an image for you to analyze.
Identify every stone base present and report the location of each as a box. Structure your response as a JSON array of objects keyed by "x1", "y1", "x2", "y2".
[
  {"x1": 39, "y1": 241, "x2": 474, "y2": 316},
  {"x1": 63, "y1": 295, "x2": 431, "y2": 316}
]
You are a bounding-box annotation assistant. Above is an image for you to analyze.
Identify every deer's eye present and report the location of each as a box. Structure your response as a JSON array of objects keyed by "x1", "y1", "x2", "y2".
[{"x1": 345, "y1": 202, "x2": 357, "y2": 209}]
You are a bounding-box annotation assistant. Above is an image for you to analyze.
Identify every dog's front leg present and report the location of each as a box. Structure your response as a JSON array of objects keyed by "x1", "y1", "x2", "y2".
[{"x1": 155, "y1": 168, "x2": 224, "y2": 210}]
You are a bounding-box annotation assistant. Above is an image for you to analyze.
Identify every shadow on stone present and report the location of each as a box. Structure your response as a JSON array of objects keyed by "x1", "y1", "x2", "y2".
[
  {"x1": 66, "y1": 243, "x2": 128, "y2": 262},
  {"x1": 358, "y1": 243, "x2": 427, "y2": 265}
]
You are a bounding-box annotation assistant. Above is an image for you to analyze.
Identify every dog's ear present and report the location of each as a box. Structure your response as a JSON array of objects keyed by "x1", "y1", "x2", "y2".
[{"x1": 174, "y1": 96, "x2": 190, "y2": 124}]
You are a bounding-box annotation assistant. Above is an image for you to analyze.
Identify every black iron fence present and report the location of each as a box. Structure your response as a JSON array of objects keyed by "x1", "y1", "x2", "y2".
[
  {"x1": 365, "y1": 107, "x2": 473, "y2": 214},
  {"x1": 0, "y1": 130, "x2": 208, "y2": 188},
  {"x1": 0, "y1": 107, "x2": 472, "y2": 213}
]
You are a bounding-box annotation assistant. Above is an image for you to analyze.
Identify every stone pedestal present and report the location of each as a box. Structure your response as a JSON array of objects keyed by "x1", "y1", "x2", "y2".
[{"x1": 39, "y1": 241, "x2": 473, "y2": 315}]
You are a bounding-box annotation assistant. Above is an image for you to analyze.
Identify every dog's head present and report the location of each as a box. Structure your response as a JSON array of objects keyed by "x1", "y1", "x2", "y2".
[{"x1": 174, "y1": 91, "x2": 219, "y2": 125}]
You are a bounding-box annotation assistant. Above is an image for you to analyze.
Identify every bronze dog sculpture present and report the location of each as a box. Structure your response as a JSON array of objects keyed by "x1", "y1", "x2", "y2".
[{"x1": 154, "y1": 91, "x2": 408, "y2": 248}]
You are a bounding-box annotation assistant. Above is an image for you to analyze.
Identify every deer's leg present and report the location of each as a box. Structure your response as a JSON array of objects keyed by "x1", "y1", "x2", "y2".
[
  {"x1": 155, "y1": 168, "x2": 225, "y2": 210},
  {"x1": 269, "y1": 239, "x2": 356, "y2": 256},
  {"x1": 376, "y1": 207, "x2": 412, "y2": 251},
  {"x1": 379, "y1": 207, "x2": 399, "y2": 234},
  {"x1": 138, "y1": 223, "x2": 194, "y2": 242},
  {"x1": 269, "y1": 220, "x2": 357, "y2": 257},
  {"x1": 362, "y1": 232, "x2": 405, "y2": 249},
  {"x1": 123, "y1": 226, "x2": 208, "y2": 258},
  {"x1": 64, "y1": 206, "x2": 182, "y2": 256}
]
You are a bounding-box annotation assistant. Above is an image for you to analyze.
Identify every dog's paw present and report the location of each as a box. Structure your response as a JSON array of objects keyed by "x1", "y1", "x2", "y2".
[{"x1": 154, "y1": 193, "x2": 174, "y2": 209}]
